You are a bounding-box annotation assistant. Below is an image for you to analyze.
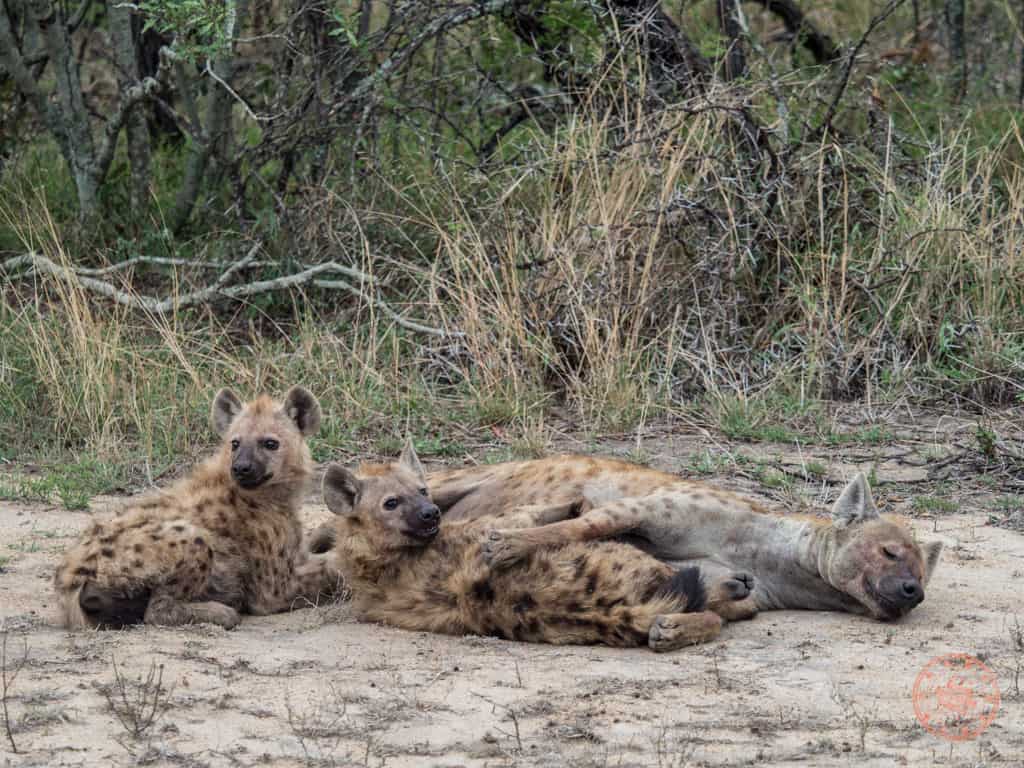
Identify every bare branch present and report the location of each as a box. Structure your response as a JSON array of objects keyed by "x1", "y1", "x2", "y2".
[
  {"x1": 1, "y1": 629, "x2": 28, "y2": 754},
  {"x1": 329, "y1": 0, "x2": 518, "y2": 119},
  {"x1": 816, "y1": 0, "x2": 906, "y2": 137},
  {"x1": 67, "y1": 0, "x2": 94, "y2": 34},
  {"x1": 747, "y1": 0, "x2": 839, "y2": 64},
  {"x1": 1, "y1": 253, "x2": 454, "y2": 337}
]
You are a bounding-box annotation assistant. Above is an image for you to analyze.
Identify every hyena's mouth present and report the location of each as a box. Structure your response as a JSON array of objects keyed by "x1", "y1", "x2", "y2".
[
  {"x1": 863, "y1": 578, "x2": 908, "y2": 620},
  {"x1": 237, "y1": 471, "x2": 273, "y2": 489},
  {"x1": 407, "y1": 524, "x2": 439, "y2": 542}
]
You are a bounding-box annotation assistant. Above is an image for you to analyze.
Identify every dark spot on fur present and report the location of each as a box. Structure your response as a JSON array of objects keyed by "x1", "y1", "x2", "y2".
[
  {"x1": 485, "y1": 623, "x2": 508, "y2": 640},
  {"x1": 427, "y1": 588, "x2": 458, "y2": 607},
  {"x1": 74, "y1": 566, "x2": 96, "y2": 577},
  {"x1": 572, "y1": 555, "x2": 588, "y2": 580},
  {"x1": 172, "y1": 524, "x2": 185, "y2": 533},
  {"x1": 133, "y1": 559, "x2": 144, "y2": 569},
  {"x1": 99, "y1": 536, "x2": 115, "y2": 545},
  {"x1": 566, "y1": 601, "x2": 583, "y2": 613},
  {"x1": 101, "y1": 548, "x2": 114, "y2": 558},
  {"x1": 150, "y1": 533, "x2": 162, "y2": 542},
  {"x1": 513, "y1": 593, "x2": 536, "y2": 613},
  {"x1": 657, "y1": 566, "x2": 707, "y2": 612},
  {"x1": 640, "y1": 573, "x2": 663, "y2": 602},
  {"x1": 133, "y1": 543, "x2": 143, "y2": 553},
  {"x1": 611, "y1": 562, "x2": 623, "y2": 573},
  {"x1": 470, "y1": 578, "x2": 496, "y2": 603},
  {"x1": 585, "y1": 573, "x2": 598, "y2": 595}
]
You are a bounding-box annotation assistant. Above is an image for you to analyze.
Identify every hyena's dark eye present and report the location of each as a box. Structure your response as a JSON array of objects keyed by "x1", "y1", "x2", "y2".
[
  {"x1": 263, "y1": 439, "x2": 279, "y2": 451},
  {"x1": 419, "y1": 488, "x2": 428, "y2": 497},
  {"x1": 882, "y1": 546, "x2": 899, "y2": 561},
  {"x1": 230, "y1": 439, "x2": 240, "y2": 451},
  {"x1": 383, "y1": 497, "x2": 399, "y2": 511}
]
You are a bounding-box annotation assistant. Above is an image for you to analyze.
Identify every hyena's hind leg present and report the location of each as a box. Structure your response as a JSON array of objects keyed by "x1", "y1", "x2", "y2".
[
  {"x1": 263, "y1": 554, "x2": 347, "y2": 614},
  {"x1": 113, "y1": 519, "x2": 240, "y2": 629}
]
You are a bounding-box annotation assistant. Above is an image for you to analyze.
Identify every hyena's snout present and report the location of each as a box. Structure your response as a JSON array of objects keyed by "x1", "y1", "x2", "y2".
[
  {"x1": 404, "y1": 502, "x2": 440, "y2": 540},
  {"x1": 232, "y1": 447, "x2": 270, "y2": 489},
  {"x1": 875, "y1": 574, "x2": 924, "y2": 615}
]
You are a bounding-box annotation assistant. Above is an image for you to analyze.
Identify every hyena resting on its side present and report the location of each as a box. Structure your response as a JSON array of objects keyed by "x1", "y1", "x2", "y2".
[
  {"x1": 316, "y1": 443, "x2": 757, "y2": 652},
  {"x1": 429, "y1": 457, "x2": 943, "y2": 621},
  {"x1": 55, "y1": 386, "x2": 341, "y2": 630}
]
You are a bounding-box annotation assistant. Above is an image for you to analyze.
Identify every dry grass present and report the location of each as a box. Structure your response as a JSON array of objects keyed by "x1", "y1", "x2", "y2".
[{"x1": 1, "y1": 82, "x2": 1022, "y2": 479}]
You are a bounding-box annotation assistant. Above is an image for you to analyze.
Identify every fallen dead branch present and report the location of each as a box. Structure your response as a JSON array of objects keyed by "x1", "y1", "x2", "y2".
[{"x1": 1, "y1": 251, "x2": 454, "y2": 337}]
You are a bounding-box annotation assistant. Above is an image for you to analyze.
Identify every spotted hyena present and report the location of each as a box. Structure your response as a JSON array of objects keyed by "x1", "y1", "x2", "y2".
[
  {"x1": 316, "y1": 443, "x2": 756, "y2": 652},
  {"x1": 54, "y1": 386, "x2": 341, "y2": 629},
  {"x1": 425, "y1": 456, "x2": 943, "y2": 621}
]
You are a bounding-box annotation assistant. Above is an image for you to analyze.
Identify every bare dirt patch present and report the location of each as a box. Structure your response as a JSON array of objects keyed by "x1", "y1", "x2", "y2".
[{"x1": 2, "y1": 425, "x2": 1023, "y2": 767}]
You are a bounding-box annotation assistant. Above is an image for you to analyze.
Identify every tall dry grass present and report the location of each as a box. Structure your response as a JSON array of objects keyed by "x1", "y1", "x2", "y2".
[{"x1": 1, "y1": 85, "x2": 1023, "y2": 473}]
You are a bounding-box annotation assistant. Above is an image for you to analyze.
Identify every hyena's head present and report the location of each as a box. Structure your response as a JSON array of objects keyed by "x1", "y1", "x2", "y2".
[
  {"x1": 211, "y1": 386, "x2": 321, "y2": 492},
  {"x1": 321, "y1": 441, "x2": 441, "y2": 548},
  {"x1": 824, "y1": 474, "x2": 943, "y2": 621}
]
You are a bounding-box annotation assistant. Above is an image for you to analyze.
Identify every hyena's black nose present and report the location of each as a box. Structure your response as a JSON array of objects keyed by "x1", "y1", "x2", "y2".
[
  {"x1": 900, "y1": 579, "x2": 923, "y2": 604},
  {"x1": 419, "y1": 505, "x2": 440, "y2": 524},
  {"x1": 232, "y1": 462, "x2": 255, "y2": 481}
]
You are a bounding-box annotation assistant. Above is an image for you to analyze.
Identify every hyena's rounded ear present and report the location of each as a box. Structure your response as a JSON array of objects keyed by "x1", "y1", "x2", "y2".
[
  {"x1": 283, "y1": 386, "x2": 321, "y2": 436},
  {"x1": 212, "y1": 389, "x2": 244, "y2": 436},
  {"x1": 921, "y1": 540, "x2": 943, "y2": 585},
  {"x1": 323, "y1": 464, "x2": 361, "y2": 517},
  {"x1": 831, "y1": 473, "x2": 880, "y2": 528},
  {"x1": 399, "y1": 438, "x2": 424, "y2": 481}
]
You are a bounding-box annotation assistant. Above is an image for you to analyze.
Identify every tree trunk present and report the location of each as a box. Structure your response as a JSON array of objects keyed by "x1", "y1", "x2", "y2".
[
  {"x1": 109, "y1": 0, "x2": 153, "y2": 211},
  {"x1": 169, "y1": 0, "x2": 247, "y2": 233},
  {"x1": 718, "y1": 0, "x2": 746, "y2": 80},
  {"x1": 944, "y1": 0, "x2": 966, "y2": 101}
]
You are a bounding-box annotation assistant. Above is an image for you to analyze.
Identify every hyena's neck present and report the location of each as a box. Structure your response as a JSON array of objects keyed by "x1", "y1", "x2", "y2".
[
  {"x1": 724, "y1": 512, "x2": 861, "y2": 612},
  {"x1": 182, "y1": 455, "x2": 308, "y2": 516},
  {"x1": 336, "y1": 531, "x2": 433, "y2": 593}
]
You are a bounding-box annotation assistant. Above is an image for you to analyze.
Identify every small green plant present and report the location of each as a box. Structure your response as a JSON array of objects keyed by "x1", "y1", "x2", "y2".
[
  {"x1": 976, "y1": 424, "x2": 999, "y2": 463},
  {"x1": 689, "y1": 450, "x2": 728, "y2": 476},
  {"x1": 991, "y1": 495, "x2": 1024, "y2": 513},
  {"x1": 757, "y1": 467, "x2": 792, "y2": 490},
  {"x1": 912, "y1": 495, "x2": 959, "y2": 515},
  {"x1": 805, "y1": 460, "x2": 828, "y2": 477}
]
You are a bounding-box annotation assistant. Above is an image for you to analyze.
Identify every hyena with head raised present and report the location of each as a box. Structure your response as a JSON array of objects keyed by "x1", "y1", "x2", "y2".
[
  {"x1": 54, "y1": 386, "x2": 341, "y2": 629},
  {"x1": 316, "y1": 443, "x2": 756, "y2": 652}
]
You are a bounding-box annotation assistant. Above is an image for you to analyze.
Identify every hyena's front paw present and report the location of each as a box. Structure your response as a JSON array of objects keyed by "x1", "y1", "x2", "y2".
[
  {"x1": 648, "y1": 612, "x2": 723, "y2": 652},
  {"x1": 189, "y1": 602, "x2": 241, "y2": 629},
  {"x1": 706, "y1": 572, "x2": 759, "y2": 622},
  {"x1": 480, "y1": 530, "x2": 527, "y2": 570}
]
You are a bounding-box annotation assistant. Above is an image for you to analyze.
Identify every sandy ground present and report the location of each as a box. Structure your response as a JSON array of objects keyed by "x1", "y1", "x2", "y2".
[{"x1": 1, "y1": 421, "x2": 1023, "y2": 767}]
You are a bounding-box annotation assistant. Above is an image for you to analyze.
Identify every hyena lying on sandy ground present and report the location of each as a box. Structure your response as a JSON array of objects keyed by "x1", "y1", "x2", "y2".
[
  {"x1": 426, "y1": 457, "x2": 943, "y2": 621},
  {"x1": 55, "y1": 387, "x2": 341, "y2": 629},
  {"x1": 317, "y1": 444, "x2": 757, "y2": 651}
]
